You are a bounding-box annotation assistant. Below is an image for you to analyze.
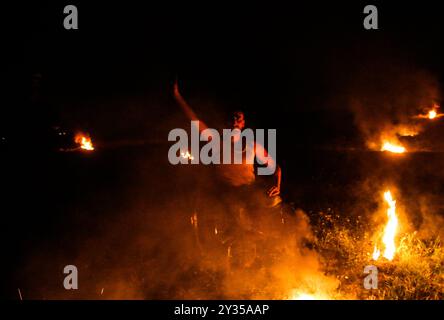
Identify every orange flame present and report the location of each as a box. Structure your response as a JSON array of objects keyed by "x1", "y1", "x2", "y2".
[
  {"x1": 415, "y1": 104, "x2": 443, "y2": 120},
  {"x1": 381, "y1": 142, "x2": 406, "y2": 154},
  {"x1": 373, "y1": 190, "x2": 399, "y2": 261},
  {"x1": 381, "y1": 191, "x2": 398, "y2": 260},
  {"x1": 75, "y1": 134, "x2": 94, "y2": 151},
  {"x1": 397, "y1": 126, "x2": 419, "y2": 137},
  {"x1": 292, "y1": 293, "x2": 319, "y2": 300},
  {"x1": 372, "y1": 245, "x2": 380, "y2": 260},
  {"x1": 181, "y1": 151, "x2": 194, "y2": 160},
  {"x1": 289, "y1": 290, "x2": 330, "y2": 300},
  {"x1": 428, "y1": 110, "x2": 437, "y2": 119}
]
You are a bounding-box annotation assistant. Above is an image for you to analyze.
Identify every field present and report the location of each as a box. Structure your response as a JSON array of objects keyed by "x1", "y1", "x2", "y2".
[{"x1": 2, "y1": 142, "x2": 443, "y2": 299}]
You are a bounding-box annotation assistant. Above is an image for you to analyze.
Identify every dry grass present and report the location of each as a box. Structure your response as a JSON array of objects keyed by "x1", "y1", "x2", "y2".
[{"x1": 311, "y1": 210, "x2": 444, "y2": 300}]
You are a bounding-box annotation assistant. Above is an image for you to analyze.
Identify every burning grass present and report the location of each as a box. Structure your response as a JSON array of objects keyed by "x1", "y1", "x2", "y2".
[
  {"x1": 75, "y1": 132, "x2": 95, "y2": 151},
  {"x1": 311, "y1": 210, "x2": 443, "y2": 300},
  {"x1": 160, "y1": 187, "x2": 443, "y2": 300},
  {"x1": 381, "y1": 141, "x2": 406, "y2": 154},
  {"x1": 13, "y1": 146, "x2": 443, "y2": 300},
  {"x1": 415, "y1": 104, "x2": 444, "y2": 120}
]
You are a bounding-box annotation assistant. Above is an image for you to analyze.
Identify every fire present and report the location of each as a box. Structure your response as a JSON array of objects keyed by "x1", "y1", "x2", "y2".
[
  {"x1": 75, "y1": 134, "x2": 94, "y2": 151},
  {"x1": 381, "y1": 191, "x2": 398, "y2": 260},
  {"x1": 428, "y1": 110, "x2": 437, "y2": 119},
  {"x1": 181, "y1": 151, "x2": 194, "y2": 160},
  {"x1": 415, "y1": 104, "x2": 443, "y2": 119},
  {"x1": 372, "y1": 245, "x2": 380, "y2": 260},
  {"x1": 398, "y1": 126, "x2": 419, "y2": 137},
  {"x1": 289, "y1": 290, "x2": 330, "y2": 300},
  {"x1": 381, "y1": 142, "x2": 406, "y2": 154},
  {"x1": 292, "y1": 293, "x2": 319, "y2": 300},
  {"x1": 373, "y1": 190, "x2": 399, "y2": 261}
]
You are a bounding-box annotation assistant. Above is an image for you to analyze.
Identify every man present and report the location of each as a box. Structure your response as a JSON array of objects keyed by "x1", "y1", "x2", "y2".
[
  {"x1": 173, "y1": 80, "x2": 282, "y2": 267},
  {"x1": 173, "y1": 80, "x2": 281, "y2": 197}
]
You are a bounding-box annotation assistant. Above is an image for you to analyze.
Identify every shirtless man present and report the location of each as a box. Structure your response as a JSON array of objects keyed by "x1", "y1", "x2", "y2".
[
  {"x1": 173, "y1": 80, "x2": 283, "y2": 268},
  {"x1": 173, "y1": 80, "x2": 281, "y2": 197}
]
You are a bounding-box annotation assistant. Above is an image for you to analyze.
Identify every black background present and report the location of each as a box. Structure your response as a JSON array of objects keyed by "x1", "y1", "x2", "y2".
[
  {"x1": 3, "y1": 1, "x2": 444, "y2": 140},
  {"x1": 1, "y1": 1, "x2": 444, "y2": 302}
]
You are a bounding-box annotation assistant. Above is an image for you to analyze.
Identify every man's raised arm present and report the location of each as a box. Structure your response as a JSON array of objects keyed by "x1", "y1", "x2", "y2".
[{"x1": 173, "y1": 80, "x2": 209, "y2": 132}]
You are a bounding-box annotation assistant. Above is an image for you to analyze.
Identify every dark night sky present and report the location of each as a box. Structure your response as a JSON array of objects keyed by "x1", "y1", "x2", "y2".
[{"x1": 2, "y1": 1, "x2": 444, "y2": 143}]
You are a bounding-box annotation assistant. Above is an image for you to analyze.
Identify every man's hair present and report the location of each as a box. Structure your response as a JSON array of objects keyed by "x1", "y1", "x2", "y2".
[{"x1": 225, "y1": 108, "x2": 246, "y2": 123}]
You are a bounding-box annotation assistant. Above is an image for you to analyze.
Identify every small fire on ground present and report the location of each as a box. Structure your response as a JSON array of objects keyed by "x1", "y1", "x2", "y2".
[
  {"x1": 381, "y1": 141, "x2": 406, "y2": 154},
  {"x1": 373, "y1": 190, "x2": 399, "y2": 261},
  {"x1": 75, "y1": 133, "x2": 94, "y2": 151}
]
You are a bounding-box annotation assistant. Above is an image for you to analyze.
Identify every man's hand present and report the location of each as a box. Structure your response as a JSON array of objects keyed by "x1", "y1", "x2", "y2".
[
  {"x1": 267, "y1": 185, "x2": 280, "y2": 197},
  {"x1": 267, "y1": 165, "x2": 281, "y2": 197}
]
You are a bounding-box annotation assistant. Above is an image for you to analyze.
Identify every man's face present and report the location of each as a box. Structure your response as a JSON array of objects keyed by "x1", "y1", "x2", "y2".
[{"x1": 232, "y1": 111, "x2": 245, "y2": 130}]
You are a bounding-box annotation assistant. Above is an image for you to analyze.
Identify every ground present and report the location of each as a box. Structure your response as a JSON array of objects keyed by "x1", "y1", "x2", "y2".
[{"x1": 2, "y1": 143, "x2": 443, "y2": 299}]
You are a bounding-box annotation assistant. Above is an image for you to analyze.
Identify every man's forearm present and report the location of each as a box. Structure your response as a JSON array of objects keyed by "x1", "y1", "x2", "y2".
[
  {"x1": 274, "y1": 165, "x2": 281, "y2": 188},
  {"x1": 173, "y1": 87, "x2": 209, "y2": 131},
  {"x1": 174, "y1": 90, "x2": 199, "y2": 121}
]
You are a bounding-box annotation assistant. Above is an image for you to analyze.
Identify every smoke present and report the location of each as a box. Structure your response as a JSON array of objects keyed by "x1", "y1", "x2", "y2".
[
  {"x1": 14, "y1": 60, "x2": 444, "y2": 299},
  {"x1": 13, "y1": 96, "x2": 340, "y2": 299},
  {"x1": 345, "y1": 59, "x2": 440, "y2": 151}
]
